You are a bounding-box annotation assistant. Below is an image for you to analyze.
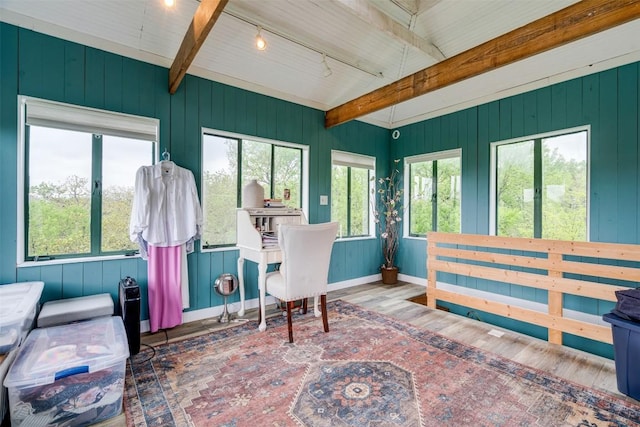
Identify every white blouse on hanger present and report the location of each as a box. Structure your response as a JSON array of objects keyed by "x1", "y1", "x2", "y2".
[{"x1": 129, "y1": 161, "x2": 203, "y2": 259}]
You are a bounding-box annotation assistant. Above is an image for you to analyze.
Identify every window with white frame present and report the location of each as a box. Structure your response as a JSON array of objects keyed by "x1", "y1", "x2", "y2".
[
  {"x1": 201, "y1": 130, "x2": 308, "y2": 249},
  {"x1": 18, "y1": 97, "x2": 158, "y2": 262},
  {"x1": 405, "y1": 149, "x2": 461, "y2": 237},
  {"x1": 331, "y1": 150, "x2": 375, "y2": 238},
  {"x1": 490, "y1": 127, "x2": 589, "y2": 240}
]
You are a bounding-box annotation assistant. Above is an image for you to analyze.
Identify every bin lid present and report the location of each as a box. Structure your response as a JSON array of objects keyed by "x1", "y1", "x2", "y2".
[
  {"x1": 3, "y1": 316, "x2": 129, "y2": 389},
  {"x1": 0, "y1": 281, "x2": 44, "y2": 329},
  {"x1": 603, "y1": 312, "x2": 640, "y2": 331}
]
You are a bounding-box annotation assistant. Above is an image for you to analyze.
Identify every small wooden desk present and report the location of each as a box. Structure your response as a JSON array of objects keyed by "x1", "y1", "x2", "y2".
[
  {"x1": 236, "y1": 208, "x2": 306, "y2": 331},
  {"x1": 236, "y1": 245, "x2": 282, "y2": 331}
]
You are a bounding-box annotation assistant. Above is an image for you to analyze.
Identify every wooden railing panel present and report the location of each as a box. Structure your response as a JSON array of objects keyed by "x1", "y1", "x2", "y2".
[
  {"x1": 548, "y1": 252, "x2": 563, "y2": 345},
  {"x1": 426, "y1": 232, "x2": 639, "y2": 346},
  {"x1": 431, "y1": 289, "x2": 613, "y2": 344},
  {"x1": 429, "y1": 232, "x2": 640, "y2": 261},
  {"x1": 427, "y1": 239, "x2": 437, "y2": 309},
  {"x1": 430, "y1": 259, "x2": 627, "y2": 300},
  {"x1": 433, "y1": 245, "x2": 640, "y2": 283}
]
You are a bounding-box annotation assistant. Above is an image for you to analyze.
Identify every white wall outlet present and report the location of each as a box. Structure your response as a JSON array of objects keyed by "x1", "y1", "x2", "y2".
[{"x1": 320, "y1": 195, "x2": 328, "y2": 205}]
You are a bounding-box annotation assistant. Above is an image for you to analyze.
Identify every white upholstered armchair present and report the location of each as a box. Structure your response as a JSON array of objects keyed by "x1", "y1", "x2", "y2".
[{"x1": 263, "y1": 221, "x2": 338, "y2": 343}]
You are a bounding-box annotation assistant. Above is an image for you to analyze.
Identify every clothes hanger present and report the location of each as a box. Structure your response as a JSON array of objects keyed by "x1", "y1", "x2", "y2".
[
  {"x1": 160, "y1": 148, "x2": 174, "y2": 174},
  {"x1": 161, "y1": 148, "x2": 171, "y2": 162}
]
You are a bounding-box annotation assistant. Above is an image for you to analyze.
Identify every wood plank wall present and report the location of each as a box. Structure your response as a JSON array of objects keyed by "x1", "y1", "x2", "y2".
[{"x1": 0, "y1": 23, "x2": 388, "y2": 320}]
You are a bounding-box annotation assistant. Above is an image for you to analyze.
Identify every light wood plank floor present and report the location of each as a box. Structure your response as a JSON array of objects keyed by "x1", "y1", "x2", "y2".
[{"x1": 93, "y1": 280, "x2": 636, "y2": 426}]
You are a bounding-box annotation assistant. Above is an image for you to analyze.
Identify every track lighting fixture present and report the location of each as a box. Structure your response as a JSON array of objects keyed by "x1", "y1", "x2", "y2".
[
  {"x1": 322, "y1": 53, "x2": 333, "y2": 77},
  {"x1": 255, "y1": 26, "x2": 267, "y2": 51},
  {"x1": 223, "y1": 11, "x2": 382, "y2": 77}
]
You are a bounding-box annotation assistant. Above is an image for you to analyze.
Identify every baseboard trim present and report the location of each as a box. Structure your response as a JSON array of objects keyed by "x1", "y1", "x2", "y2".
[{"x1": 140, "y1": 274, "x2": 383, "y2": 333}]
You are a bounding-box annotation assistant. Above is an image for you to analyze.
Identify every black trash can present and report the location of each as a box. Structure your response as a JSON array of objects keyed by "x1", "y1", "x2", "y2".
[
  {"x1": 603, "y1": 312, "x2": 640, "y2": 400},
  {"x1": 118, "y1": 276, "x2": 141, "y2": 356}
]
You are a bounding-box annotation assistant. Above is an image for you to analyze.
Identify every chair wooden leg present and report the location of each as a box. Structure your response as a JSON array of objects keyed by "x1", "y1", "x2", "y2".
[
  {"x1": 321, "y1": 294, "x2": 329, "y2": 333},
  {"x1": 302, "y1": 298, "x2": 308, "y2": 314},
  {"x1": 286, "y1": 301, "x2": 294, "y2": 343}
]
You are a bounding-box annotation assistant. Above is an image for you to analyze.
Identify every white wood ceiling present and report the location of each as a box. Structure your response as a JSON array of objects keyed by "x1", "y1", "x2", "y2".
[{"x1": 2, "y1": 0, "x2": 640, "y2": 128}]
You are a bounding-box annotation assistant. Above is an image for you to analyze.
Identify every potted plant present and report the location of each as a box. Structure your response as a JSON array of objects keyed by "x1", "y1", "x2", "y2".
[{"x1": 371, "y1": 159, "x2": 404, "y2": 284}]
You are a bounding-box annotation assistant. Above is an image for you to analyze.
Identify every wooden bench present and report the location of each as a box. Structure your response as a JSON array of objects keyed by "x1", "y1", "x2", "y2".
[{"x1": 426, "y1": 232, "x2": 640, "y2": 345}]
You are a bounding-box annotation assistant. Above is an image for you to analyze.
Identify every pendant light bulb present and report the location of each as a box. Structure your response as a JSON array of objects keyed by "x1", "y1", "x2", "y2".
[{"x1": 255, "y1": 26, "x2": 267, "y2": 51}]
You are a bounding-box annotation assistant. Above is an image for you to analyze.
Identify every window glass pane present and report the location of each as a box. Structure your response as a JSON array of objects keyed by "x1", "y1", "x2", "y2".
[
  {"x1": 496, "y1": 140, "x2": 534, "y2": 238},
  {"x1": 331, "y1": 165, "x2": 348, "y2": 238},
  {"x1": 350, "y1": 167, "x2": 369, "y2": 236},
  {"x1": 21, "y1": 99, "x2": 159, "y2": 262},
  {"x1": 542, "y1": 132, "x2": 587, "y2": 241},
  {"x1": 273, "y1": 145, "x2": 301, "y2": 207},
  {"x1": 242, "y1": 140, "x2": 271, "y2": 197},
  {"x1": 436, "y1": 157, "x2": 461, "y2": 233},
  {"x1": 409, "y1": 161, "x2": 433, "y2": 235},
  {"x1": 101, "y1": 135, "x2": 152, "y2": 252},
  {"x1": 202, "y1": 133, "x2": 305, "y2": 249},
  {"x1": 27, "y1": 126, "x2": 92, "y2": 257},
  {"x1": 202, "y1": 135, "x2": 238, "y2": 247},
  {"x1": 331, "y1": 163, "x2": 371, "y2": 238}
]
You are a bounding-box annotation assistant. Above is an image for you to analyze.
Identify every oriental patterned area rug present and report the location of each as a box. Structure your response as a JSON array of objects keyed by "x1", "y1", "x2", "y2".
[{"x1": 123, "y1": 301, "x2": 640, "y2": 427}]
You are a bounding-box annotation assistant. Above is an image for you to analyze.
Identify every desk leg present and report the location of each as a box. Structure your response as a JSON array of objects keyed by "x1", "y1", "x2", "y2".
[
  {"x1": 258, "y1": 259, "x2": 267, "y2": 332},
  {"x1": 313, "y1": 296, "x2": 321, "y2": 317},
  {"x1": 237, "y1": 256, "x2": 245, "y2": 317}
]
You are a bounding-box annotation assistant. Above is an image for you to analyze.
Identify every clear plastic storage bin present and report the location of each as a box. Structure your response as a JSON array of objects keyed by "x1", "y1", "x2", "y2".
[
  {"x1": 0, "y1": 281, "x2": 44, "y2": 354},
  {"x1": 3, "y1": 316, "x2": 129, "y2": 426},
  {"x1": 0, "y1": 281, "x2": 44, "y2": 423}
]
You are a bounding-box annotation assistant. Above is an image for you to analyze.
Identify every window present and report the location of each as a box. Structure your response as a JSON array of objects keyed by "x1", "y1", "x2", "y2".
[
  {"x1": 331, "y1": 150, "x2": 375, "y2": 238},
  {"x1": 405, "y1": 149, "x2": 462, "y2": 237},
  {"x1": 490, "y1": 127, "x2": 588, "y2": 241},
  {"x1": 18, "y1": 97, "x2": 158, "y2": 263},
  {"x1": 201, "y1": 130, "x2": 308, "y2": 248}
]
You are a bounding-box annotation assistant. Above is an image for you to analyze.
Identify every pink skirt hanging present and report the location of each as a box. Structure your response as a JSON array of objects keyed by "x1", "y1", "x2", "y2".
[{"x1": 147, "y1": 244, "x2": 183, "y2": 333}]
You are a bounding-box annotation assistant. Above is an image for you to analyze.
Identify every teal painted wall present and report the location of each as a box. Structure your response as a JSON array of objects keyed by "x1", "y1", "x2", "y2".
[
  {"x1": 392, "y1": 62, "x2": 640, "y2": 358},
  {"x1": 3, "y1": 22, "x2": 639, "y2": 358},
  {"x1": 0, "y1": 24, "x2": 388, "y2": 320}
]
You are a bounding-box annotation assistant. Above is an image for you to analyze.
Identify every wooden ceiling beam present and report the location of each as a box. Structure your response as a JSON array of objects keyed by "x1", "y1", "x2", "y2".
[
  {"x1": 415, "y1": 0, "x2": 444, "y2": 15},
  {"x1": 334, "y1": 0, "x2": 445, "y2": 61},
  {"x1": 325, "y1": 0, "x2": 640, "y2": 128},
  {"x1": 169, "y1": 0, "x2": 229, "y2": 94},
  {"x1": 391, "y1": 0, "x2": 418, "y2": 15}
]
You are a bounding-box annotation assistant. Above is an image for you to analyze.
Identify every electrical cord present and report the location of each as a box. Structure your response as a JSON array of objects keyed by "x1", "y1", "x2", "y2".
[
  {"x1": 131, "y1": 343, "x2": 156, "y2": 364},
  {"x1": 129, "y1": 329, "x2": 167, "y2": 364}
]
